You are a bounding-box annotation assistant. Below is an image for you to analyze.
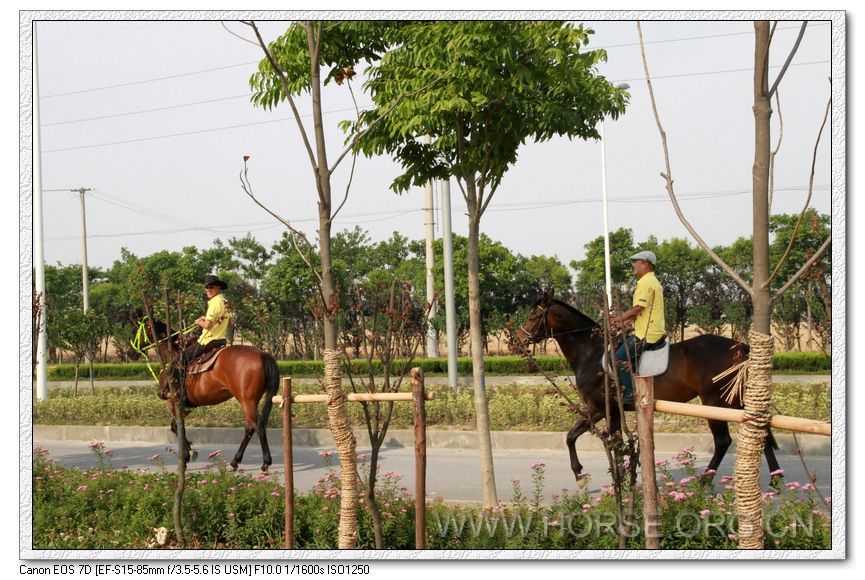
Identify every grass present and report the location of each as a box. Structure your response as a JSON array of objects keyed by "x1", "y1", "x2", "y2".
[{"x1": 33, "y1": 381, "x2": 830, "y2": 434}]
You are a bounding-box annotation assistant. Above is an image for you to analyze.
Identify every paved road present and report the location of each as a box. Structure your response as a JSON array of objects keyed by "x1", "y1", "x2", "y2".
[{"x1": 35, "y1": 439, "x2": 832, "y2": 504}]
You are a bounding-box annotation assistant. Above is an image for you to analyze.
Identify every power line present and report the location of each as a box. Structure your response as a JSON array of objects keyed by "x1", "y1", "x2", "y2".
[
  {"x1": 40, "y1": 61, "x2": 259, "y2": 99},
  {"x1": 41, "y1": 94, "x2": 252, "y2": 127},
  {"x1": 618, "y1": 59, "x2": 828, "y2": 84},
  {"x1": 42, "y1": 107, "x2": 363, "y2": 153},
  {"x1": 44, "y1": 184, "x2": 828, "y2": 242},
  {"x1": 598, "y1": 21, "x2": 829, "y2": 50},
  {"x1": 40, "y1": 57, "x2": 829, "y2": 154},
  {"x1": 39, "y1": 22, "x2": 829, "y2": 101}
]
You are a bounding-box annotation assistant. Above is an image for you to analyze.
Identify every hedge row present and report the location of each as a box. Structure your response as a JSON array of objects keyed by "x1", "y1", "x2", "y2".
[{"x1": 46, "y1": 351, "x2": 830, "y2": 380}]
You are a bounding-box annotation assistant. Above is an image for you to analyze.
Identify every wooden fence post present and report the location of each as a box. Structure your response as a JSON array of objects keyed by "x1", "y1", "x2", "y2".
[
  {"x1": 634, "y1": 375, "x2": 660, "y2": 549},
  {"x1": 411, "y1": 367, "x2": 427, "y2": 549},
  {"x1": 282, "y1": 377, "x2": 294, "y2": 549}
]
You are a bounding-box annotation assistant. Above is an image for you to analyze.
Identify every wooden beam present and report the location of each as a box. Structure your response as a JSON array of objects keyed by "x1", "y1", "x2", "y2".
[
  {"x1": 653, "y1": 399, "x2": 830, "y2": 436},
  {"x1": 273, "y1": 392, "x2": 435, "y2": 405}
]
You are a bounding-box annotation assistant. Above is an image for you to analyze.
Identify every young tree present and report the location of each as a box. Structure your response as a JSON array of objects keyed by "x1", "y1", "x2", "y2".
[
  {"x1": 638, "y1": 20, "x2": 831, "y2": 549},
  {"x1": 243, "y1": 20, "x2": 403, "y2": 547},
  {"x1": 353, "y1": 21, "x2": 627, "y2": 506}
]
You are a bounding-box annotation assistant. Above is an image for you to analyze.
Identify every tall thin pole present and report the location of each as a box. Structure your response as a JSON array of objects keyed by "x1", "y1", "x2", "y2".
[
  {"x1": 74, "y1": 187, "x2": 92, "y2": 313},
  {"x1": 33, "y1": 23, "x2": 48, "y2": 401},
  {"x1": 423, "y1": 137, "x2": 438, "y2": 358},
  {"x1": 440, "y1": 178, "x2": 458, "y2": 390},
  {"x1": 599, "y1": 121, "x2": 613, "y2": 310},
  {"x1": 599, "y1": 83, "x2": 629, "y2": 311}
]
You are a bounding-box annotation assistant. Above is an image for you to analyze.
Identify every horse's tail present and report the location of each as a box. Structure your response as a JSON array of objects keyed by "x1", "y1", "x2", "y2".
[{"x1": 258, "y1": 352, "x2": 280, "y2": 430}]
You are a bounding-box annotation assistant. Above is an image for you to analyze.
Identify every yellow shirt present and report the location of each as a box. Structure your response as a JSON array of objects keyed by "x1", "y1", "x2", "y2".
[
  {"x1": 632, "y1": 271, "x2": 665, "y2": 343},
  {"x1": 199, "y1": 293, "x2": 230, "y2": 345}
]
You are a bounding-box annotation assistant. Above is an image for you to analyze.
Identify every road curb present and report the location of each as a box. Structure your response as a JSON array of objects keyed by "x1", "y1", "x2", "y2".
[{"x1": 33, "y1": 425, "x2": 830, "y2": 456}]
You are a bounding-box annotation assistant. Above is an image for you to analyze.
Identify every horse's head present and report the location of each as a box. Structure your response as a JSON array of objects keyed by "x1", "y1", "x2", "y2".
[
  {"x1": 138, "y1": 317, "x2": 179, "y2": 364},
  {"x1": 512, "y1": 290, "x2": 555, "y2": 346},
  {"x1": 512, "y1": 290, "x2": 600, "y2": 349}
]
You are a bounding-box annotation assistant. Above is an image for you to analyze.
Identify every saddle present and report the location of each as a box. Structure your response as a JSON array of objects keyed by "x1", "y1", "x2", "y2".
[
  {"x1": 186, "y1": 345, "x2": 228, "y2": 375},
  {"x1": 600, "y1": 336, "x2": 670, "y2": 378}
]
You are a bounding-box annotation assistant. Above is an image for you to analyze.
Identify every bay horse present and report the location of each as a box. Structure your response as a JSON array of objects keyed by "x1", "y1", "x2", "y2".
[
  {"x1": 146, "y1": 320, "x2": 280, "y2": 473},
  {"x1": 513, "y1": 291, "x2": 781, "y2": 482}
]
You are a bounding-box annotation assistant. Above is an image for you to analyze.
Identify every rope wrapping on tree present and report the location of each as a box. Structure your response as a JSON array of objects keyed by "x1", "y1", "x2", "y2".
[
  {"x1": 734, "y1": 330, "x2": 773, "y2": 549},
  {"x1": 323, "y1": 348, "x2": 358, "y2": 549}
]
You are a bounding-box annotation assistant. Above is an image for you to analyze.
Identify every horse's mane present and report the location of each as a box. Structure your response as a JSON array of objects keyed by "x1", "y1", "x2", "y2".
[{"x1": 547, "y1": 298, "x2": 600, "y2": 330}]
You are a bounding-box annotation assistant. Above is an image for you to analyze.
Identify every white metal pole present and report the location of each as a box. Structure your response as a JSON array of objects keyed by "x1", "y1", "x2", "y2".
[
  {"x1": 423, "y1": 138, "x2": 439, "y2": 357},
  {"x1": 33, "y1": 23, "x2": 48, "y2": 401},
  {"x1": 600, "y1": 120, "x2": 613, "y2": 310},
  {"x1": 76, "y1": 187, "x2": 91, "y2": 313},
  {"x1": 440, "y1": 178, "x2": 459, "y2": 390}
]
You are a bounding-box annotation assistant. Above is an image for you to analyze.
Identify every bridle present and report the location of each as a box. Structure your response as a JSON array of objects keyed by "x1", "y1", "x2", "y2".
[
  {"x1": 518, "y1": 304, "x2": 551, "y2": 344},
  {"x1": 517, "y1": 302, "x2": 599, "y2": 345}
]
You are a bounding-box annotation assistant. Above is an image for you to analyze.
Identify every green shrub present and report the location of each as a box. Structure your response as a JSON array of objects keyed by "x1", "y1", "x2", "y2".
[
  {"x1": 772, "y1": 352, "x2": 831, "y2": 373},
  {"x1": 47, "y1": 350, "x2": 829, "y2": 382},
  {"x1": 32, "y1": 446, "x2": 831, "y2": 550}
]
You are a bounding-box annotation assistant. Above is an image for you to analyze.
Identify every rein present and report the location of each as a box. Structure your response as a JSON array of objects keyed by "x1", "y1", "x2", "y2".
[{"x1": 131, "y1": 317, "x2": 198, "y2": 382}]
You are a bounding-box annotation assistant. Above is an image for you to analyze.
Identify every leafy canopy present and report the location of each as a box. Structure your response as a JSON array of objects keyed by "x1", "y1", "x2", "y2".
[{"x1": 351, "y1": 21, "x2": 629, "y2": 195}]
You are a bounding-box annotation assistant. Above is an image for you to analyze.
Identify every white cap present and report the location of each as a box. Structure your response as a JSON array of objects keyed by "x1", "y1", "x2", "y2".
[{"x1": 629, "y1": 250, "x2": 657, "y2": 265}]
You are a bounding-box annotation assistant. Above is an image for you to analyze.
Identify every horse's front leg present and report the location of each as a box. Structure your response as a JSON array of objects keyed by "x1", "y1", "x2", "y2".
[{"x1": 566, "y1": 410, "x2": 604, "y2": 482}]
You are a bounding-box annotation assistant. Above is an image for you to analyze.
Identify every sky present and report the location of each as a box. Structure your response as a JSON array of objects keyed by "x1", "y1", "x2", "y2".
[{"x1": 29, "y1": 16, "x2": 835, "y2": 275}]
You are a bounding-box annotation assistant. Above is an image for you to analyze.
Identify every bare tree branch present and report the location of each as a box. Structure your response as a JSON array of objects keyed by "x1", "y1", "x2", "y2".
[
  {"x1": 767, "y1": 22, "x2": 808, "y2": 100},
  {"x1": 329, "y1": 61, "x2": 459, "y2": 174},
  {"x1": 238, "y1": 159, "x2": 325, "y2": 293},
  {"x1": 764, "y1": 93, "x2": 831, "y2": 289},
  {"x1": 221, "y1": 21, "x2": 259, "y2": 46},
  {"x1": 768, "y1": 90, "x2": 784, "y2": 212},
  {"x1": 331, "y1": 81, "x2": 363, "y2": 221},
  {"x1": 637, "y1": 21, "x2": 753, "y2": 296},
  {"x1": 772, "y1": 236, "x2": 831, "y2": 301},
  {"x1": 243, "y1": 20, "x2": 320, "y2": 175}
]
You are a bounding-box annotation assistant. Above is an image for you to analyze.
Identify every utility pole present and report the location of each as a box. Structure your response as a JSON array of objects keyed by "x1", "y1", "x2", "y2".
[
  {"x1": 72, "y1": 187, "x2": 92, "y2": 313},
  {"x1": 33, "y1": 23, "x2": 48, "y2": 401},
  {"x1": 440, "y1": 178, "x2": 459, "y2": 390},
  {"x1": 423, "y1": 168, "x2": 439, "y2": 358}
]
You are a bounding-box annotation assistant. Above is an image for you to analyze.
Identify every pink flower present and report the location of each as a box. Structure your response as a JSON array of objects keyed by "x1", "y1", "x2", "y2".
[
  {"x1": 531, "y1": 462, "x2": 545, "y2": 470},
  {"x1": 728, "y1": 533, "x2": 738, "y2": 541},
  {"x1": 678, "y1": 477, "x2": 694, "y2": 486},
  {"x1": 699, "y1": 509, "x2": 711, "y2": 518},
  {"x1": 770, "y1": 469, "x2": 784, "y2": 476},
  {"x1": 76, "y1": 485, "x2": 88, "y2": 492},
  {"x1": 318, "y1": 450, "x2": 333, "y2": 457},
  {"x1": 208, "y1": 450, "x2": 223, "y2": 460},
  {"x1": 271, "y1": 491, "x2": 280, "y2": 497}
]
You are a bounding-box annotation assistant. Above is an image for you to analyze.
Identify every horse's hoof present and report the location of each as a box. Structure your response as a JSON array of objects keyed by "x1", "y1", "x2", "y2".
[
  {"x1": 189, "y1": 450, "x2": 198, "y2": 462},
  {"x1": 230, "y1": 462, "x2": 239, "y2": 472},
  {"x1": 261, "y1": 465, "x2": 269, "y2": 474}
]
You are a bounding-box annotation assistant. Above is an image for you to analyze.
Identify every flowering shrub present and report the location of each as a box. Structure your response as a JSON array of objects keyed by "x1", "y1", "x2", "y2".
[{"x1": 32, "y1": 445, "x2": 830, "y2": 550}]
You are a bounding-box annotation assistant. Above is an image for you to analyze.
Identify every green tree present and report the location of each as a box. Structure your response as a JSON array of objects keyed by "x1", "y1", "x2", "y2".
[
  {"x1": 51, "y1": 308, "x2": 109, "y2": 394},
  {"x1": 655, "y1": 238, "x2": 711, "y2": 341},
  {"x1": 352, "y1": 21, "x2": 627, "y2": 507},
  {"x1": 570, "y1": 227, "x2": 635, "y2": 315},
  {"x1": 246, "y1": 20, "x2": 400, "y2": 547}
]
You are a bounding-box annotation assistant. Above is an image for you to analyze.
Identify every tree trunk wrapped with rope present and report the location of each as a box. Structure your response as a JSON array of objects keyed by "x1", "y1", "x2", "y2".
[
  {"x1": 323, "y1": 349, "x2": 358, "y2": 548},
  {"x1": 734, "y1": 330, "x2": 773, "y2": 548}
]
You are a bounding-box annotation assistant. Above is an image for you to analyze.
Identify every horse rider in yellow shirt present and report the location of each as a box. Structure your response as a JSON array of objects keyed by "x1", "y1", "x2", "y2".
[{"x1": 609, "y1": 250, "x2": 666, "y2": 405}]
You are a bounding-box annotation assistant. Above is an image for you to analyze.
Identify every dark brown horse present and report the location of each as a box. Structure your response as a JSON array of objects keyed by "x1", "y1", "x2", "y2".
[
  {"x1": 147, "y1": 320, "x2": 280, "y2": 472},
  {"x1": 513, "y1": 292, "x2": 780, "y2": 482}
]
